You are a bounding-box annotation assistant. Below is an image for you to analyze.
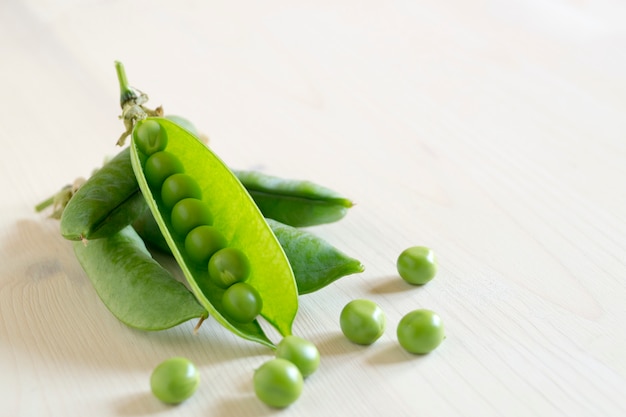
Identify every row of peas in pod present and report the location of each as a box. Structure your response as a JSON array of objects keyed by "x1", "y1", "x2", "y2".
[{"x1": 135, "y1": 120, "x2": 262, "y2": 324}]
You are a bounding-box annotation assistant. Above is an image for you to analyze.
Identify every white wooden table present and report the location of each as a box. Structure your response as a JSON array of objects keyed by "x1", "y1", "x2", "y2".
[{"x1": 1, "y1": 1, "x2": 625, "y2": 416}]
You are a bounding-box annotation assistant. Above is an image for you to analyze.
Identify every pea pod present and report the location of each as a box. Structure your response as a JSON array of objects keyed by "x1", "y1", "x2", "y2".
[
  {"x1": 133, "y1": 211, "x2": 364, "y2": 294},
  {"x1": 60, "y1": 147, "x2": 145, "y2": 241},
  {"x1": 73, "y1": 226, "x2": 206, "y2": 331},
  {"x1": 264, "y1": 219, "x2": 364, "y2": 294},
  {"x1": 130, "y1": 117, "x2": 298, "y2": 348},
  {"x1": 232, "y1": 170, "x2": 353, "y2": 227}
]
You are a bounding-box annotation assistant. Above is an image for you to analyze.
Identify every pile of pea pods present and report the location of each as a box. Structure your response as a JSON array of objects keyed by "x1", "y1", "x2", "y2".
[
  {"x1": 38, "y1": 62, "x2": 364, "y2": 348},
  {"x1": 36, "y1": 62, "x2": 447, "y2": 408}
]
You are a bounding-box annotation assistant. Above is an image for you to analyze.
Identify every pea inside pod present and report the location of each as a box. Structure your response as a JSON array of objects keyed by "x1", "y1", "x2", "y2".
[{"x1": 130, "y1": 117, "x2": 298, "y2": 348}]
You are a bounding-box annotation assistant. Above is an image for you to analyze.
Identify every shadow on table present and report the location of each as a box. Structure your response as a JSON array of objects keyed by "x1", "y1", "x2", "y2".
[
  {"x1": 367, "y1": 274, "x2": 417, "y2": 295},
  {"x1": 314, "y1": 331, "x2": 422, "y2": 366}
]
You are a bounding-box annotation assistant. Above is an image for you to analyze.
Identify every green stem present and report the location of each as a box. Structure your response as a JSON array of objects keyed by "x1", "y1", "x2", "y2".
[
  {"x1": 35, "y1": 195, "x2": 54, "y2": 212},
  {"x1": 115, "y1": 61, "x2": 137, "y2": 107}
]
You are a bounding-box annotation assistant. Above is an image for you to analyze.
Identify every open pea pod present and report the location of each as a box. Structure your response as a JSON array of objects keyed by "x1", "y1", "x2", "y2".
[{"x1": 130, "y1": 117, "x2": 298, "y2": 348}]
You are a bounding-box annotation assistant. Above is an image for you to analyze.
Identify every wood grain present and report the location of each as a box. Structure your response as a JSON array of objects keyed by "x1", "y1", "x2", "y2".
[{"x1": 1, "y1": 1, "x2": 625, "y2": 416}]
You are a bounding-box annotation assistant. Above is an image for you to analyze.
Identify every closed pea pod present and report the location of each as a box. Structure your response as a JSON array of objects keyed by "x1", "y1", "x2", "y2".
[
  {"x1": 72, "y1": 226, "x2": 206, "y2": 331},
  {"x1": 232, "y1": 170, "x2": 353, "y2": 227},
  {"x1": 60, "y1": 147, "x2": 147, "y2": 241},
  {"x1": 130, "y1": 117, "x2": 298, "y2": 347},
  {"x1": 265, "y1": 219, "x2": 364, "y2": 294}
]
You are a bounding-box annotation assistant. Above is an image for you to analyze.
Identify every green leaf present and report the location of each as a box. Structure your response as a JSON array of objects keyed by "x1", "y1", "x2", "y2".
[{"x1": 129, "y1": 117, "x2": 298, "y2": 348}]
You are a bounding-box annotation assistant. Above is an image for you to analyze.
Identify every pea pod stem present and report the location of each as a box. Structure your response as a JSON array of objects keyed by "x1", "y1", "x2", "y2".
[
  {"x1": 115, "y1": 61, "x2": 136, "y2": 107},
  {"x1": 115, "y1": 61, "x2": 162, "y2": 146},
  {"x1": 35, "y1": 195, "x2": 55, "y2": 212},
  {"x1": 35, "y1": 179, "x2": 85, "y2": 219}
]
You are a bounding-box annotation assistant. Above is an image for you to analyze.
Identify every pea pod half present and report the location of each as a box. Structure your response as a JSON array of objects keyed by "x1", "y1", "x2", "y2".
[
  {"x1": 73, "y1": 226, "x2": 206, "y2": 330},
  {"x1": 130, "y1": 117, "x2": 298, "y2": 347}
]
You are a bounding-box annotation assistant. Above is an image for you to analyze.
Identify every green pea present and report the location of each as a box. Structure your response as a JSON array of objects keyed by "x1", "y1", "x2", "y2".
[
  {"x1": 340, "y1": 299, "x2": 386, "y2": 345},
  {"x1": 184, "y1": 225, "x2": 227, "y2": 264},
  {"x1": 150, "y1": 357, "x2": 200, "y2": 404},
  {"x1": 161, "y1": 173, "x2": 202, "y2": 209},
  {"x1": 208, "y1": 247, "x2": 251, "y2": 288},
  {"x1": 72, "y1": 226, "x2": 206, "y2": 331},
  {"x1": 60, "y1": 147, "x2": 147, "y2": 241},
  {"x1": 397, "y1": 246, "x2": 437, "y2": 285},
  {"x1": 253, "y1": 358, "x2": 303, "y2": 408},
  {"x1": 275, "y1": 335, "x2": 320, "y2": 377},
  {"x1": 134, "y1": 119, "x2": 168, "y2": 156},
  {"x1": 145, "y1": 151, "x2": 184, "y2": 190},
  {"x1": 171, "y1": 198, "x2": 213, "y2": 237},
  {"x1": 397, "y1": 309, "x2": 445, "y2": 354},
  {"x1": 222, "y1": 282, "x2": 263, "y2": 323}
]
